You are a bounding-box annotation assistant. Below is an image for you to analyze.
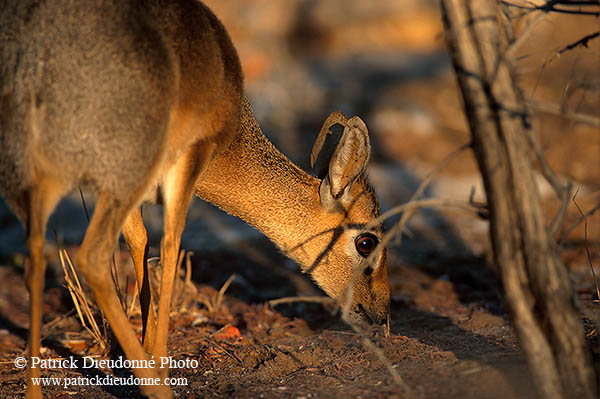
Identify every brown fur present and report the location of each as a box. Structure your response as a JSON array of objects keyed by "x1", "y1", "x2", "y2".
[
  {"x1": 0, "y1": 1, "x2": 388, "y2": 398},
  {"x1": 195, "y1": 101, "x2": 390, "y2": 326}
]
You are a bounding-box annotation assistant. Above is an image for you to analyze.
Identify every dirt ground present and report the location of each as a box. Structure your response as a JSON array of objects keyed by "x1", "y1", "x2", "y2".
[
  {"x1": 0, "y1": 1, "x2": 599, "y2": 398},
  {"x1": 0, "y1": 238, "x2": 598, "y2": 399},
  {"x1": 0, "y1": 246, "x2": 532, "y2": 399}
]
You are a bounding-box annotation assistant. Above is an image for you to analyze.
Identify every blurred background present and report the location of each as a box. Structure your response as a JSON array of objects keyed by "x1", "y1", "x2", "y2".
[{"x1": 0, "y1": 0, "x2": 598, "y2": 308}]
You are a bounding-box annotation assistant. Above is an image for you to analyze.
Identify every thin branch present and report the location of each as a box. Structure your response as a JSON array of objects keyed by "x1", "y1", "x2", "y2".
[
  {"x1": 215, "y1": 274, "x2": 236, "y2": 309},
  {"x1": 339, "y1": 279, "x2": 411, "y2": 392},
  {"x1": 366, "y1": 143, "x2": 475, "y2": 235},
  {"x1": 549, "y1": 181, "x2": 573, "y2": 237},
  {"x1": 59, "y1": 249, "x2": 106, "y2": 350},
  {"x1": 532, "y1": 31, "x2": 599, "y2": 97},
  {"x1": 365, "y1": 198, "x2": 485, "y2": 265},
  {"x1": 344, "y1": 314, "x2": 411, "y2": 393},
  {"x1": 413, "y1": 142, "x2": 473, "y2": 203},
  {"x1": 268, "y1": 296, "x2": 335, "y2": 307},
  {"x1": 505, "y1": 12, "x2": 548, "y2": 60},
  {"x1": 387, "y1": 142, "x2": 473, "y2": 250},
  {"x1": 555, "y1": 1, "x2": 600, "y2": 6},
  {"x1": 559, "y1": 203, "x2": 600, "y2": 247},
  {"x1": 572, "y1": 191, "x2": 600, "y2": 301},
  {"x1": 560, "y1": 31, "x2": 600, "y2": 52},
  {"x1": 548, "y1": 31, "x2": 600, "y2": 64},
  {"x1": 523, "y1": 125, "x2": 573, "y2": 236},
  {"x1": 270, "y1": 284, "x2": 410, "y2": 391},
  {"x1": 502, "y1": 1, "x2": 600, "y2": 15},
  {"x1": 78, "y1": 187, "x2": 91, "y2": 222},
  {"x1": 175, "y1": 251, "x2": 197, "y2": 313},
  {"x1": 528, "y1": 100, "x2": 600, "y2": 128}
]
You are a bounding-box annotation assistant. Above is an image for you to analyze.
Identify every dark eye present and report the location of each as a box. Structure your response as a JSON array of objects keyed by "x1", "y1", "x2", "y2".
[{"x1": 355, "y1": 233, "x2": 378, "y2": 257}]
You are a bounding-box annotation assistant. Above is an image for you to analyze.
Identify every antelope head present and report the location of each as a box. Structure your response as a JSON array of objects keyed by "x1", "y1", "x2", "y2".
[{"x1": 290, "y1": 112, "x2": 390, "y2": 325}]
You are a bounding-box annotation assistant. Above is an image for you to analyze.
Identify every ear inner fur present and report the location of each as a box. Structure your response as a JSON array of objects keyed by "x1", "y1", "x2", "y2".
[{"x1": 327, "y1": 116, "x2": 371, "y2": 199}]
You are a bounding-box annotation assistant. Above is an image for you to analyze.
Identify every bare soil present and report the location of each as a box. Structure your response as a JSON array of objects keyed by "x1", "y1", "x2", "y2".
[
  {"x1": 1, "y1": 1, "x2": 599, "y2": 398},
  {"x1": 0, "y1": 251, "x2": 516, "y2": 399},
  {"x1": 0, "y1": 240, "x2": 597, "y2": 399}
]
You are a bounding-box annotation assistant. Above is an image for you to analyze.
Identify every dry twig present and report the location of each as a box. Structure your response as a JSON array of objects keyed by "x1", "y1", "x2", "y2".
[
  {"x1": 559, "y1": 203, "x2": 600, "y2": 247},
  {"x1": 551, "y1": 31, "x2": 600, "y2": 60},
  {"x1": 502, "y1": 0, "x2": 600, "y2": 16},
  {"x1": 197, "y1": 274, "x2": 236, "y2": 313},
  {"x1": 523, "y1": 123, "x2": 573, "y2": 236},
  {"x1": 59, "y1": 249, "x2": 106, "y2": 351},
  {"x1": 572, "y1": 191, "x2": 600, "y2": 301},
  {"x1": 504, "y1": 12, "x2": 548, "y2": 60},
  {"x1": 528, "y1": 100, "x2": 600, "y2": 128},
  {"x1": 176, "y1": 251, "x2": 197, "y2": 313},
  {"x1": 268, "y1": 296, "x2": 335, "y2": 307}
]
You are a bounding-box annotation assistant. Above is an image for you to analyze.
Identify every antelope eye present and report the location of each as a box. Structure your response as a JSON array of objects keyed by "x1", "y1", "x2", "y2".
[{"x1": 355, "y1": 233, "x2": 378, "y2": 257}]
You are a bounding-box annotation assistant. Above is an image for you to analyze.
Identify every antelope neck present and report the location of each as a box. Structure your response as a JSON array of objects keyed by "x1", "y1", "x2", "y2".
[{"x1": 193, "y1": 113, "x2": 327, "y2": 269}]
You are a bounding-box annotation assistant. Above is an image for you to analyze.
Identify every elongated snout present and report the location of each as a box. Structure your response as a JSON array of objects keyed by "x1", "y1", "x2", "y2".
[{"x1": 351, "y1": 298, "x2": 389, "y2": 326}]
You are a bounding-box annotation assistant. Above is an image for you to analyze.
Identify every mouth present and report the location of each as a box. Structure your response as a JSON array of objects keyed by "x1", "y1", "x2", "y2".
[
  {"x1": 356, "y1": 304, "x2": 376, "y2": 325},
  {"x1": 354, "y1": 303, "x2": 390, "y2": 326}
]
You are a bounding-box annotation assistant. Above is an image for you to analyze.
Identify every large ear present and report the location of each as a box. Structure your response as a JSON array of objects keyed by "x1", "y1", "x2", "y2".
[
  {"x1": 311, "y1": 113, "x2": 371, "y2": 209},
  {"x1": 310, "y1": 110, "x2": 348, "y2": 180}
]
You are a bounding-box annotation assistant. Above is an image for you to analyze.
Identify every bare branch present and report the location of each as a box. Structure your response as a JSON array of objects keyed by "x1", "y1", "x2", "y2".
[
  {"x1": 559, "y1": 31, "x2": 600, "y2": 52},
  {"x1": 338, "y1": 274, "x2": 411, "y2": 393},
  {"x1": 557, "y1": 1, "x2": 600, "y2": 5},
  {"x1": 505, "y1": 12, "x2": 548, "y2": 60},
  {"x1": 572, "y1": 191, "x2": 600, "y2": 301},
  {"x1": 523, "y1": 124, "x2": 573, "y2": 236},
  {"x1": 268, "y1": 296, "x2": 335, "y2": 307},
  {"x1": 528, "y1": 99, "x2": 600, "y2": 128},
  {"x1": 366, "y1": 143, "x2": 475, "y2": 235},
  {"x1": 546, "y1": 31, "x2": 600, "y2": 65},
  {"x1": 559, "y1": 202, "x2": 600, "y2": 247},
  {"x1": 502, "y1": 0, "x2": 600, "y2": 15}
]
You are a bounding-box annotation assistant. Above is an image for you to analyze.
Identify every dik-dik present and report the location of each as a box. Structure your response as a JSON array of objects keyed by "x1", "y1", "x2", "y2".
[{"x1": 0, "y1": 0, "x2": 390, "y2": 398}]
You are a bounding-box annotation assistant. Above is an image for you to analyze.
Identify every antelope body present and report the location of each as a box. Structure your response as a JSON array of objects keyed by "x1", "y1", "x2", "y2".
[{"x1": 0, "y1": 1, "x2": 390, "y2": 398}]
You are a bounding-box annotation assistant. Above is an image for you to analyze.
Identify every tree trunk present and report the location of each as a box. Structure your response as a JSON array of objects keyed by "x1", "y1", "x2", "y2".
[{"x1": 440, "y1": 1, "x2": 596, "y2": 398}]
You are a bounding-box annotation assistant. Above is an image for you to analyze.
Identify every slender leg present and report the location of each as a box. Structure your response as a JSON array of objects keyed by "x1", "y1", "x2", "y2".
[
  {"x1": 123, "y1": 209, "x2": 156, "y2": 353},
  {"x1": 153, "y1": 142, "x2": 215, "y2": 378},
  {"x1": 24, "y1": 181, "x2": 63, "y2": 399},
  {"x1": 76, "y1": 192, "x2": 171, "y2": 399},
  {"x1": 25, "y1": 214, "x2": 47, "y2": 399},
  {"x1": 25, "y1": 235, "x2": 44, "y2": 399}
]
